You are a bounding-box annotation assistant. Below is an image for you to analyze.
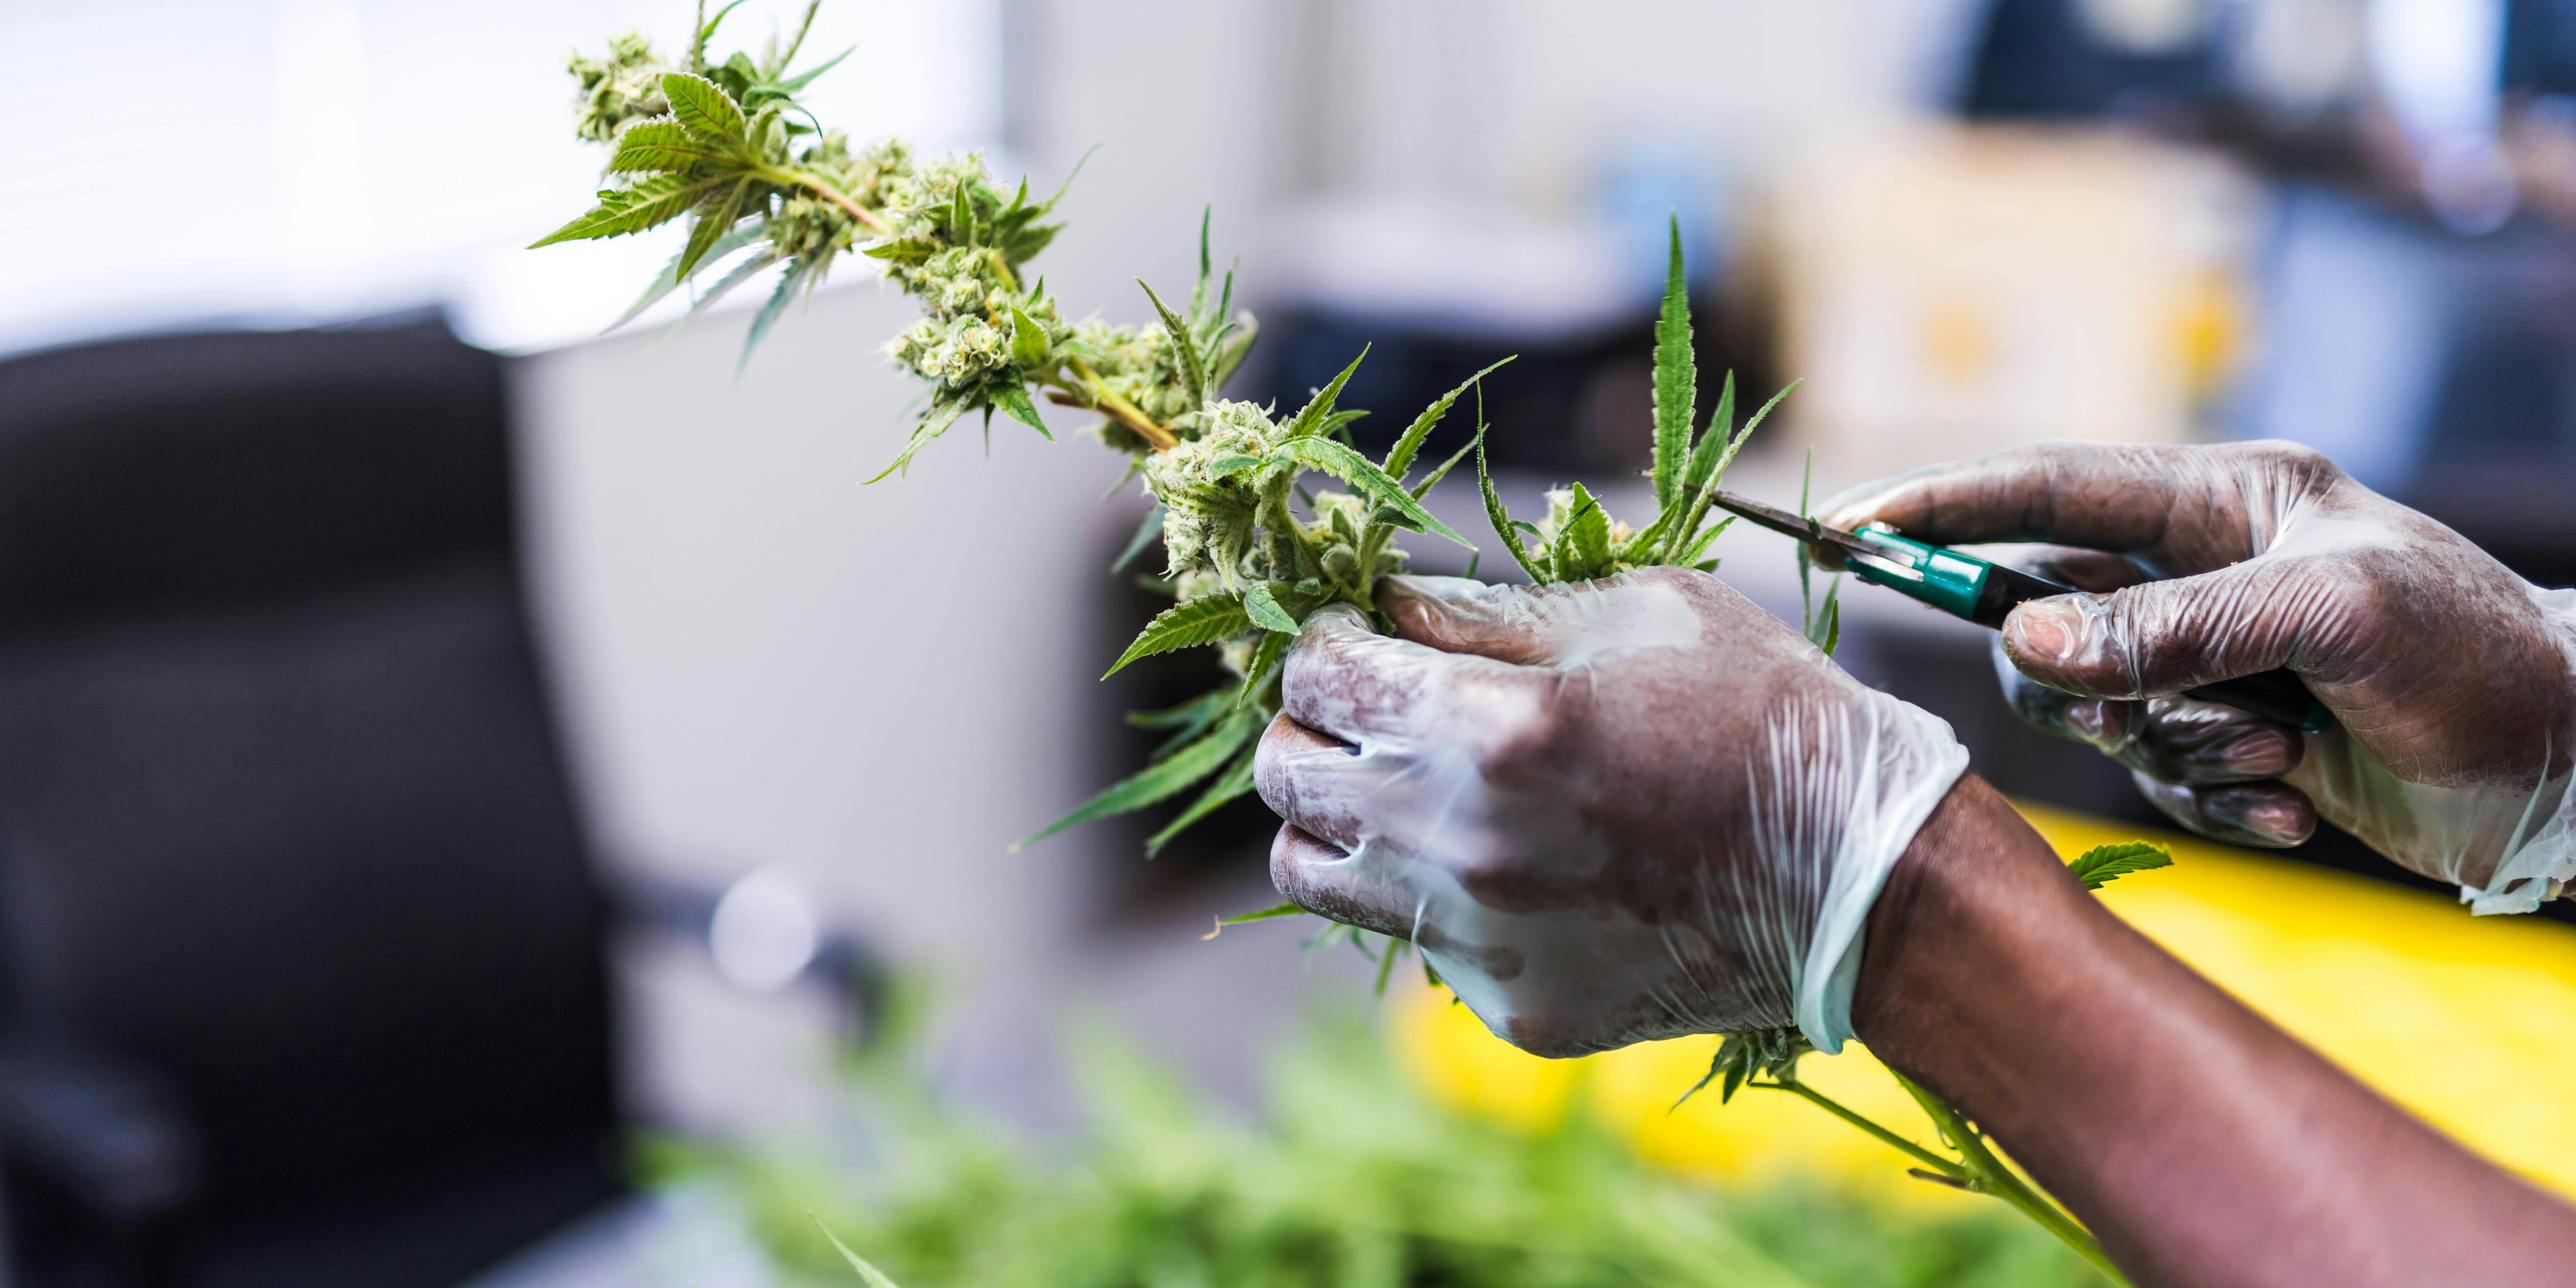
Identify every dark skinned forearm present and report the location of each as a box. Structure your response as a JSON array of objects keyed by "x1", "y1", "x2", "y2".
[{"x1": 1852, "y1": 774, "x2": 2576, "y2": 1288}]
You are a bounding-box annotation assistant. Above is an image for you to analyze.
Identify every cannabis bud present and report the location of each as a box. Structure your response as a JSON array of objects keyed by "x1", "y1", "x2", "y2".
[{"x1": 568, "y1": 32, "x2": 670, "y2": 144}]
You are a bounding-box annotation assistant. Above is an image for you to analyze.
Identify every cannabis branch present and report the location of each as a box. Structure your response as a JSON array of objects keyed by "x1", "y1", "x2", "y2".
[{"x1": 535, "y1": 7, "x2": 2168, "y2": 1280}]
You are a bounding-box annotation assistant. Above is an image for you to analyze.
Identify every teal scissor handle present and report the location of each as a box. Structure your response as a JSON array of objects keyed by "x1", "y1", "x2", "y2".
[{"x1": 1840, "y1": 528, "x2": 2333, "y2": 734}]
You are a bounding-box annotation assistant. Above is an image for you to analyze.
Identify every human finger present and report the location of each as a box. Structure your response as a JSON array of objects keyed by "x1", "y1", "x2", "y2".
[
  {"x1": 1377, "y1": 567, "x2": 1714, "y2": 667},
  {"x1": 1999, "y1": 554, "x2": 2332, "y2": 700},
  {"x1": 2129, "y1": 773, "x2": 2317, "y2": 848},
  {"x1": 1267, "y1": 824, "x2": 1418, "y2": 940},
  {"x1": 1819, "y1": 441, "x2": 2316, "y2": 566},
  {"x1": 1253, "y1": 713, "x2": 1373, "y2": 852},
  {"x1": 1278, "y1": 601, "x2": 1479, "y2": 745}
]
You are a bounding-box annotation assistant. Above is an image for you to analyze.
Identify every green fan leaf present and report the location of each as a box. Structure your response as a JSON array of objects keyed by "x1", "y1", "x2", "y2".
[
  {"x1": 1477, "y1": 438, "x2": 1545, "y2": 582},
  {"x1": 1382, "y1": 357, "x2": 1515, "y2": 481},
  {"x1": 1408, "y1": 426, "x2": 1484, "y2": 500},
  {"x1": 1147, "y1": 743, "x2": 1258, "y2": 856},
  {"x1": 1103, "y1": 592, "x2": 1252, "y2": 677},
  {"x1": 1267, "y1": 437, "x2": 1470, "y2": 548},
  {"x1": 1019, "y1": 710, "x2": 1260, "y2": 848},
  {"x1": 683, "y1": 244, "x2": 779, "y2": 318},
  {"x1": 866, "y1": 396, "x2": 970, "y2": 484},
  {"x1": 1651, "y1": 215, "x2": 1694, "y2": 514},
  {"x1": 1110, "y1": 504, "x2": 1167, "y2": 575},
  {"x1": 673, "y1": 176, "x2": 757, "y2": 280},
  {"x1": 660, "y1": 71, "x2": 748, "y2": 144},
  {"x1": 607, "y1": 221, "x2": 764, "y2": 332},
  {"x1": 1243, "y1": 581, "x2": 1299, "y2": 633},
  {"x1": 1282, "y1": 346, "x2": 1369, "y2": 440},
  {"x1": 606, "y1": 120, "x2": 740, "y2": 174},
  {"x1": 2067, "y1": 841, "x2": 2174, "y2": 890},
  {"x1": 530, "y1": 173, "x2": 733, "y2": 246},
  {"x1": 739, "y1": 257, "x2": 814, "y2": 371}
]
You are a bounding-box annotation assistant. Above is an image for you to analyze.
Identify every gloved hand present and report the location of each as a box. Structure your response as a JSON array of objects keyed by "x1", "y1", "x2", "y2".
[
  {"x1": 1252, "y1": 568, "x2": 1968, "y2": 1057},
  {"x1": 1824, "y1": 441, "x2": 2576, "y2": 912}
]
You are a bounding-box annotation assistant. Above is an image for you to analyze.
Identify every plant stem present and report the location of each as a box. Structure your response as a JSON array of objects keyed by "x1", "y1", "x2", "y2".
[
  {"x1": 760, "y1": 166, "x2": 893, "y2": 235},
  {"x1": 1889, "y1": 1072, "x2": 2132, "y2": 1287},
  {"x1": 1746, "y1": 1080, "x2": 1964, "y2": 1179},
  {"x1": 1062, "y1": 358, "x2": 1177, "y2": 450}
]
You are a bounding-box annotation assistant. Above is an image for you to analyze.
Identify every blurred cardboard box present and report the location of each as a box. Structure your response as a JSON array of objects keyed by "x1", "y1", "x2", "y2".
[{"x1": 1770, "y1": 126, "x2": 2258, "y2": 484}]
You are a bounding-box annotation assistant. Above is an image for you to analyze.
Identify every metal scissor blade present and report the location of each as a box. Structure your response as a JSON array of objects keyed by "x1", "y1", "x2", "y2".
[{"x1": 1696, "y1": 487, "x2": 1880, "y2": 559}]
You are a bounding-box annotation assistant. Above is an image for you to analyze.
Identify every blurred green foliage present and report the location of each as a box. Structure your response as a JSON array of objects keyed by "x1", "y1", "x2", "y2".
[{"x1": 646, "y1": 1014, "x2": 2100, "y2": 1288}]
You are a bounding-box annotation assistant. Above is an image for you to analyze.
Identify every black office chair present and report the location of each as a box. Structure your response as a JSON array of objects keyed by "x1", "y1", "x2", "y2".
[{"x1": 0, "y1": 321, "x2": 622, "y2": 1287}]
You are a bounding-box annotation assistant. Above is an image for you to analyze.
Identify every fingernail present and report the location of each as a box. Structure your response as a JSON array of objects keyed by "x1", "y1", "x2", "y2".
[
  {"x1": 2063, "y1": 700, "x2": 2118, "y2": 747},
  {"x1": 2217, "y1": 728, "x2": 2297, "y2": 777},
  {"x1": 2242, "y1": 799, "x2": 2308, "y2": 844},
  {"x1": 2008, "y1": 602, "x2": 2078, "y2": 663}
]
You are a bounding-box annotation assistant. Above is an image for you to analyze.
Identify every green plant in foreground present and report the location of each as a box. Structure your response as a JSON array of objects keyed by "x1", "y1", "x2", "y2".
[
  {"x1": 538, "y1": 9, "x2": 2168, "y2": 1278},
  {"x1": 658, "y1": 1012, "x2": 2106, "y2": 1288}
]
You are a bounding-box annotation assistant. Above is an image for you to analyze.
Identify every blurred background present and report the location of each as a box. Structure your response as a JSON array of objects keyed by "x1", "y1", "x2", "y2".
[{"x1": 10, "y1": 0, "x2": 2576, "y2": 1284}]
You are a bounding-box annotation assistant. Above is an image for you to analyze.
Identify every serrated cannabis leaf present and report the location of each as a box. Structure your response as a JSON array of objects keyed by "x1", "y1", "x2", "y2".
[
  {"x1": 1268, "y1": 437, "x2": 1471, "y2": 548},
  {"x1": 1103, "y1": 593, "x2": 1251, "y2": 677},
  {"x1": 662, "y1": 71, "x2": 749, "y2": 143},
  {"x1": 1651, "y1": 214, "x2": 1694, "y2": 515},
  {"x1": 740, "y1": 258, "x2": 813, "y2": 371},
  {"x1": 2067, "y1": 841, "x2": 2174, "y2": 890},
  {"x1": 1018, "y1": 710, "x2": 1259, "y2": 848},
  {"x1": 1383, "y1": 357, "x2": 1514, "y2": 482},
  {"x1": 530, "y1": 173, "x2": 734, "y2": 245},
  {"x1": 1282, "y1": 346, "x2": 1369, "y2": 441},
  {"x1": 1477, "y1": 437, "x2": 1545, "y2": 582},
  {"x1": 1149, "y1": 744, "x2": 1256, "y2": 857},
  {"x1": 1243, "y1": 581, "x2": 1298, "y2": 632}
]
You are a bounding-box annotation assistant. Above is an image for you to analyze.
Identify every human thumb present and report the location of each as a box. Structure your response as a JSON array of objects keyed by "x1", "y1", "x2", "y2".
[
  {"x1": 2001, "y1": 559, "x2": 2316, "y2": 700},
  {"x1": 1377, "y1": 575, "x2": 1560, "y2": 664}
]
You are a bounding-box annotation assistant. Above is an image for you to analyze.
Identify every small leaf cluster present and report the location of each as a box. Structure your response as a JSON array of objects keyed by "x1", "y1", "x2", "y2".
[{"x1": 1478, "y1": 217, "x2": 1796, "y2": 585}]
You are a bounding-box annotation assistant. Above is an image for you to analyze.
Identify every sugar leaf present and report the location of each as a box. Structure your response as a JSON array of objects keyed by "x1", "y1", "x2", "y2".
[
  {"x1": 1382, "y1": 356, "x2": 1514, "y2": 482},
  {"x1": 1282, "y1": 347, "x2": 1369, "y2": 440},
  {"x1": 1268, "y1": 437, "x2": 1470, "y2": 548},
  {"x1": 1136, "y1": 279, "x2": 1206, "y2": 409},
  {"x1": 1477, "y1": 437, "x2": 1545, "y2": 582},
  {"x1": 993, "y1": 384, "x2": 1051, "y2": 437},
  {"x1": 1243, "y1": 581, "x2": 1299, "y2": 633}
]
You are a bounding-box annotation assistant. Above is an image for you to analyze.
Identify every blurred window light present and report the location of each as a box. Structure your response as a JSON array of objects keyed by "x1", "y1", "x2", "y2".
[
  {"x1": 0, "y1": 0, "x2": 999, "y2": 358},
  {"x1": 708, "y1": 866, "x2": 820, "y2": 993},
  {"x1": 2230, "y1": 0, "x2": 2370, "y2": 113},
  {"x1": 2075, "y1": 0, "x2": 2217, "y2": 53},
  {"x1": 2368, "y1": 0, "x2": 2513, "y2": 232}
]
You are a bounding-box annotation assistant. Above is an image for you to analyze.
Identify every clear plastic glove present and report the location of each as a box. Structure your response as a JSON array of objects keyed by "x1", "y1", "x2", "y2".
[
  {"x1": 1252, "y1": 569, "x2": 1968, "y2": 1057},
  {"x1": 1824, "y1": 441, "x2": 2576, "y2": 913}
]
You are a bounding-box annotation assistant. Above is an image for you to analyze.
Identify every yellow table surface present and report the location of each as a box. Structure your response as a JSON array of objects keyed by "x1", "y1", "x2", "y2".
[{"x1": 1391, "y1": 802, "x2": 2576, "y2": 1209}]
